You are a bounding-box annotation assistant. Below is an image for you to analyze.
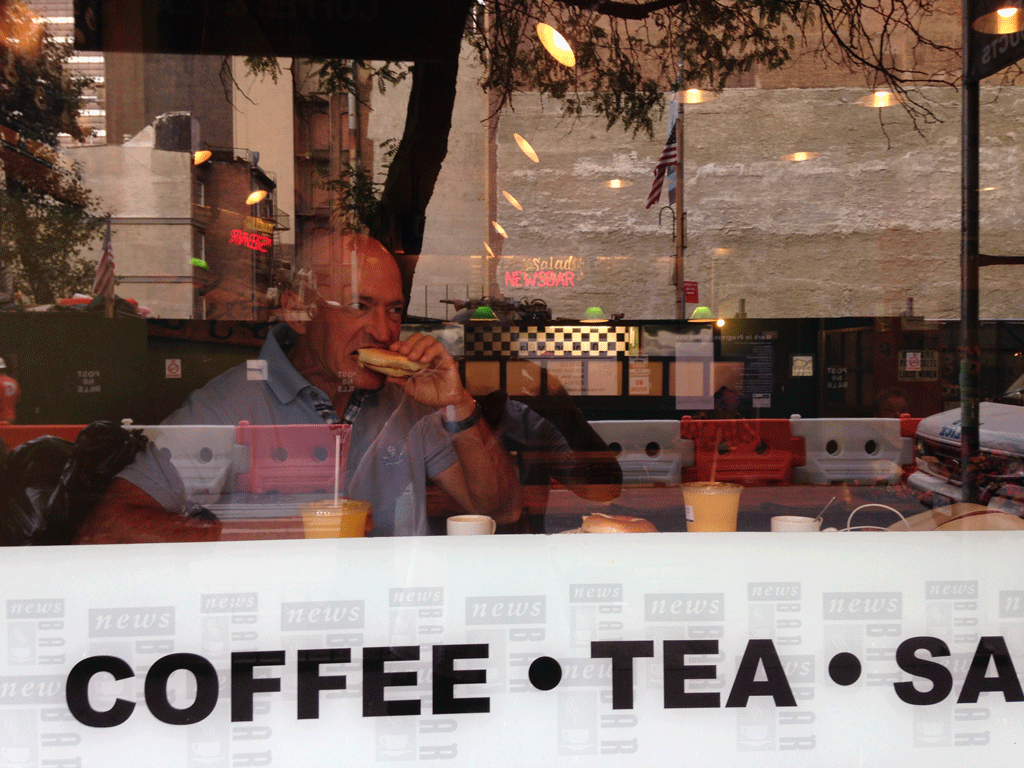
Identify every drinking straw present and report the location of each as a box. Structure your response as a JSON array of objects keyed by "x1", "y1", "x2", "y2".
[
  {"x1": 710, "y1": 426, "x2": 722, "y2": 483},
  {"x1": 333, "y1": 431, "x2": 341, "y2": 506}
]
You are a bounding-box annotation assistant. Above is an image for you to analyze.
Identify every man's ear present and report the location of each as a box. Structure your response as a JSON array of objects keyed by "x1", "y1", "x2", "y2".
[{"x1": 280, "y1": 290, "x2": 310, "y2": 335}]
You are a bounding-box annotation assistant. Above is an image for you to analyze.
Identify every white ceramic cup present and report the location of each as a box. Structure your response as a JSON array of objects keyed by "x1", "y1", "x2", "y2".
[
  {"x1": 770, "y1": 515, "x2": 821, "y2": 532},
  {"x1": 446, "y1": 514, "x2": 497, "y2": 535}
]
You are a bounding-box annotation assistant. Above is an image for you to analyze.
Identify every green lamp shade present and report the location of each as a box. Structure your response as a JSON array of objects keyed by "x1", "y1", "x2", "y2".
[
  {"x1": 470, "y1": 305, "x2": 498, "y2": 321},
  {"x1": 191, "y1": 257, "x2": 209, "y2": 270},
  {"x1": 689, "y1": 305, "x2": 714, "y2": 320},
  {"x1": 581, "y1": 306, "x2": 608, "y2": 322}
]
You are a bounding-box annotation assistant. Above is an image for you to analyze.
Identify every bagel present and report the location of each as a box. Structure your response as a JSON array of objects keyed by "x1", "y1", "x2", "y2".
[
  {"x1": 580, "y1": 512, "x2": 657, "y2": 533},
  {"x1": 356, "y1": 348, "x2": 426, "y2": 378}
]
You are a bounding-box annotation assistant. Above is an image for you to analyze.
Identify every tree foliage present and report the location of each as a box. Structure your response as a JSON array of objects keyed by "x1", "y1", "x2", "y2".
[
  {"x1": 0, "y1": 0, "x2": 106, "y2": 304},
  {"x1": 239, "y1": 0, "x2": 956, "y2": 303},
  {"x1": 469, "y1": 0, "x2": 958, "y2": 137}
]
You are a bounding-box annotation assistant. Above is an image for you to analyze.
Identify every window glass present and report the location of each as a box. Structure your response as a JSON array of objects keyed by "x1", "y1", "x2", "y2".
[{"x1": 0, "y1": 0, "x2": 1021, "y2": 545}]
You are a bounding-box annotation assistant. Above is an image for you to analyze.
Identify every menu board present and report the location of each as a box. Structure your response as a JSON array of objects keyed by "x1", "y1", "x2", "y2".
[
  {"x1": 544, "y1": 361, "x2": 621, "y2": 397},
  {"x1": 720, "y1": 331, "x2": 777, "y2": 410}
]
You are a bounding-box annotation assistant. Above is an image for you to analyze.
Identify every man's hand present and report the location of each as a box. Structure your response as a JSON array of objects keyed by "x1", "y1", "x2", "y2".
[
  {"x1": 388, "y1": 333, "x2": 474, "y2": 417},
  {"x1": 387, "y1": 333, "x2": 522, "y2": 525}
]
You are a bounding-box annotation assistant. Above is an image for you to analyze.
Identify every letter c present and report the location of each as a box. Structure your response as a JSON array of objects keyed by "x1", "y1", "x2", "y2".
[{"x1": 66, "y1": 656, "x2": 136, "y2": 727}]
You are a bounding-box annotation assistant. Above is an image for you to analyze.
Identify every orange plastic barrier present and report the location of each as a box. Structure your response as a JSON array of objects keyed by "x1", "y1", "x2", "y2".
[
  {"x1": 679, "y1": 417, "x2": 805, "y2": 486},
  {"x1": 234, "y1": 422, "x2": 351, "y2": 495},
  {"x1": 899, "y1": 414, "x2": 922, "y2": 439},
  {"x1": 899, "y1": 413, "x2": 922, "y2": 477},
  {"x1": 0, "y1": 423, "x2": 87, "y2": 450}
]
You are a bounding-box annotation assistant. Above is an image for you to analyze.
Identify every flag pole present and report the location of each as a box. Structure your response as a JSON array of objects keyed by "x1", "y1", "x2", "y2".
[
  {"x1": 103, "y1": 218, "x2": 114, "y2": 318},
  {"x1": 674, "y1": 104, "x2": 684, "y2": 320}
]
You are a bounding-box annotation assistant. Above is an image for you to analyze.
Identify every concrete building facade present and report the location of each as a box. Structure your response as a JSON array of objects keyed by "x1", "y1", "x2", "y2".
[{"x1": 359, "y1": 21, "x2": 1021, "y2": 325}]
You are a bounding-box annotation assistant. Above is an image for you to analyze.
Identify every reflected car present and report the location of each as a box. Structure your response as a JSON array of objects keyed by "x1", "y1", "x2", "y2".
[{"x1": 909, "y1": 401, "x2": 1024, "y2": 512}]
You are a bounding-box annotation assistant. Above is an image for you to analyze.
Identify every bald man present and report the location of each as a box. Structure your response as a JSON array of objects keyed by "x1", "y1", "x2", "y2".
[{"x1": 78, "y1": 234, "x2": 522, "y2": 542}]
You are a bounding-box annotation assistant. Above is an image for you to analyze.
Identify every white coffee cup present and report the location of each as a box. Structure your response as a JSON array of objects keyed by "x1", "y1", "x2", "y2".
[
  {"x1": 770, "y1": 515, "x2": 821, "y2": 532},
  {"x1": 446, "y1": 514, "x2": 497, "y2": 535}
]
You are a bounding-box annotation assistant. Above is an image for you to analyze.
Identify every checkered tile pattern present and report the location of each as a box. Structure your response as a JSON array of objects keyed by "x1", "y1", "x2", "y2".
[{"x1": 465, "y1": 325, "x2": 630, "y2": 358}]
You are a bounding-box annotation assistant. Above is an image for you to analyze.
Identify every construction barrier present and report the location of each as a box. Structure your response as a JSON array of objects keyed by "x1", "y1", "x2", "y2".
[
  {"x1": 679, "y1": 417, "x2": 805, "y2": 486},
  {"x1": 235, "y1": 422, "x2": 351, "y2": 495},
  {"x1": 0, "y1": 423, "x2": 87, "y2": 449},
  {"x1": 131, "y1": 423, "x2": 241, "y2": 498},
  {"x1": 789, "y1": 416, "x2": 916, "y2": 485},
  {"x1": 590, "y1": 420, "x2": 694, "y2": 485}
]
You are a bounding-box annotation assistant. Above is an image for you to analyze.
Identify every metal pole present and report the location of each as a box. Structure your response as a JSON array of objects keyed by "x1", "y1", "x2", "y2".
[
  {"x1": 674, "y1": 106, "x2": 685, "y2": 319},
  {"x1": 960, "y1": 1, "x2": 981, "y2": 503}
]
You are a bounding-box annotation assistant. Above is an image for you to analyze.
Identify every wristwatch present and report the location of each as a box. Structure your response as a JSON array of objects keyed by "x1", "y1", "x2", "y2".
[{"x1": 442, "y1": 401, "x2": 482, "y2": 434}]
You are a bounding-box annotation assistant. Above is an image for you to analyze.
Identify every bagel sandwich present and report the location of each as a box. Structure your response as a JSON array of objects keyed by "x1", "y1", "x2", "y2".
[
  {"x1": 356, "y1": 348, "x2": 427, "y2": 378},
  {"x1": 580, "y1": 513, "x2": 658, "y2": 533}
]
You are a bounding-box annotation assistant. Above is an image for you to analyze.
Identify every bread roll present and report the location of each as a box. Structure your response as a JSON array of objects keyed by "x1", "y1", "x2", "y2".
[
  {"x1": 580, "y1": 512, "x2": 657, "y2": 533},
  {"x1": 356, "y1": 348, "x2": 427, "y2": 378}
]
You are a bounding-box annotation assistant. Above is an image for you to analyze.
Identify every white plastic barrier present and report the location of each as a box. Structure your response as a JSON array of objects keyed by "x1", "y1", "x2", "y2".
[
  {"x1": 130, "y1": 423, "x2": 243, "y2": 498},
  {"x1": 789, "y1": 416, "x2": 913, "y2": 485},
  {"x1": 591, "y1": 420, "x2": 694, "y2": 485}
]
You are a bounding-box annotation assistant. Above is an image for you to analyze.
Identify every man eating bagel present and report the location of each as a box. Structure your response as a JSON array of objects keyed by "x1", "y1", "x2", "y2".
[{"x1": 78, "y1": 233, "x2": 523, "y2": 542}]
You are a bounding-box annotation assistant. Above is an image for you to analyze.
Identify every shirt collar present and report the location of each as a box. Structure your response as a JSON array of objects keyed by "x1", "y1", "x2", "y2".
[
  {"x1": 262, "y1": 323, "x2": 313, "y2": 406},
  {"x1": 262, "y1": 323, "x2": 381, "y2": 414}
]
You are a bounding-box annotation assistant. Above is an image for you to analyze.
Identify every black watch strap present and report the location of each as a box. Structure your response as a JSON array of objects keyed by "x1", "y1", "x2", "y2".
[{"x1": 442, "y1": 402, "x2": 482, "y2": 434}]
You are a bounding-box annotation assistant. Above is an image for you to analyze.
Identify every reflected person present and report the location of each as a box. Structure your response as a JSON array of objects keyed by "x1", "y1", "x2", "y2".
[
  {"x1": 477, "y1": 363, "x2": 623, "y2": 522},
  {"x1": 77, "y1": 233, "x2": 522, "y2": 543}
]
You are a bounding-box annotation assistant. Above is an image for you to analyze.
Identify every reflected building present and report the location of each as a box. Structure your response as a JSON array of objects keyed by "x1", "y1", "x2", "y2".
[
  {"x1": 29, "y1": 0, "x2": 105, "y2": 143},
  {"x1": 67, "y1": 112, "x2": 283, "y2": 320}
]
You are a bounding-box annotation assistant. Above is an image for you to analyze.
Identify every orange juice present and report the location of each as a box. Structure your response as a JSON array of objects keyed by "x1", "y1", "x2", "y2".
[
  {"x1": 301, "y1": 499, "x2": 370, "y2": 538},
  {"x1": 682, "y1": 482, "x2": 743, "y2": 532}
]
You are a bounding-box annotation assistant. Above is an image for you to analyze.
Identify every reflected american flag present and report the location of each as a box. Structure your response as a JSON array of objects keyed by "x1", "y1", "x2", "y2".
[
  {"x1": 92, "y1": 219, "x2": 114, "y2": 298},
  {"x1": 645, "y1": 131, "x2": 677, "y2": 209}
]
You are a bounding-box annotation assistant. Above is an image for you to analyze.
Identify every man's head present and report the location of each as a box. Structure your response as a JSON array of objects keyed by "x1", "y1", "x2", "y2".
[
  {"x1": 283, "y1": 233, "x2": 404, "y2": 392},
  {"x1": 876, "y1": 387, "x2": 910, "y2": 418}
]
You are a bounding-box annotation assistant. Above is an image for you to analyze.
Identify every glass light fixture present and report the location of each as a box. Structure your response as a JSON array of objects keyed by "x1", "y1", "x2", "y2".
[
  {"x1": 973, "y1": 5, "x2": 1024, "y2": 34},
  {"x1": 193, "y1": 150, "x2": 212, "y2": 165},
  {"x1": 672, "y1": 88, "x2": 717, "y2": 104},
  {"x1": 246, "y1": 190, "x2": 268, "y2": 205},
  {"x1": 689, "y1": 305, "x2": 714, "y2": 321},
  {"x1": 781, "y1": 151, "x2": 821, "y2": 162},
  {"x1": 855, "y1": 90, "x2": 905, "y2": 108},
  {"x1": 581, "y1": 306, "x2": 609, "y2": 322},
  {"x1": 492, "y1": 221, "x2": 508, "y2": 239},
  {"x1": 536, "y1": 23, "x2": 576, "y2": 67},
  {"x1": 483, "y1": 242, "x2": 496, "y2": 259},
  {"x1": 602, "y1": 179, "x2": 633, "y2": 188},
  {"x1": 502, "y1": 190, "x2": 523, "y2": 210},
  {"x1": 513, "y1": 133, "x2": 540, "y2": 163},
  {"x1": 471, "y1": 305, "x2": 499, "y2": 321}
]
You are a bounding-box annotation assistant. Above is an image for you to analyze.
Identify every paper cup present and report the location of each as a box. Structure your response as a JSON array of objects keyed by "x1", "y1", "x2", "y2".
[
  {"x1": 301, "y1": 499, "x2": 370, "y2": 538},
  {"x1": 682, "y1": 481, "x2": 743, "y2": 532},
  {"x1": 770, "y1": 515, "x2": 821, "y2": 532},
  {"x1": 446, "y1": 514, "x2": 497, "y2": 535}
]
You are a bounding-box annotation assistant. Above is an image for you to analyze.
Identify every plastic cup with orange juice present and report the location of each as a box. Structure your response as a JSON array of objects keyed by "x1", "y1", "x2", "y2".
[
  {"x1": 301, "y1": 499, "x2": 370, "y2": 538},
  {"x1": 682, "y1": 481, "x2": 743, "y2": 532}
]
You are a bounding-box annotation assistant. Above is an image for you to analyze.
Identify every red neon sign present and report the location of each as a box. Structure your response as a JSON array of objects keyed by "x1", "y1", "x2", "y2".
[
  {"x1": 229, "y1": 229, "x2": 272, "y2": 253},
  {"x1": 505, "y1": 270, "x2": 575, "y2": 288}
]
